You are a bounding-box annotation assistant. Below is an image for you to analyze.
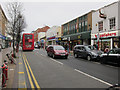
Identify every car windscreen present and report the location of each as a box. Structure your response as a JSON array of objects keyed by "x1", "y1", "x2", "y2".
[
  {"x1": 116, "y1": 50, "x2": 120, "y2": 54},
  {"x1": 84, "y1": 46, "x2": 91, "y2": 51},
  {"x1": 88, "y1": 46, "x2": 96, "y2": 50},
  {"x1": 54, "y1": 46, "x2": 65, "y2": 50}
]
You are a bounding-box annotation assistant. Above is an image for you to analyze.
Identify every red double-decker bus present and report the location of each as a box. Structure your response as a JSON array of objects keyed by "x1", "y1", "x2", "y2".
[{"x1": 22, "y1": 33, "x2": 34, "y2": 51}]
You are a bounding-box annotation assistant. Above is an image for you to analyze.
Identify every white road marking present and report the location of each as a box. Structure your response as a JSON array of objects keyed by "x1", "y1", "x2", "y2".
[
  {"x1": 10, "y1": 69, "x2": 14, "y2": 71},
  {"x1": 92, "y1": 62, "x2": 100, "y2": 64},
  {"x1": 41, "y1": 54, "x2": 43, "y2": 56},
  {"x1": 50, "y1": 58, "x2": 63, "y2": 65},
  {"x1": 74, "y1": 69, "x2": 113, "y2": 86}
]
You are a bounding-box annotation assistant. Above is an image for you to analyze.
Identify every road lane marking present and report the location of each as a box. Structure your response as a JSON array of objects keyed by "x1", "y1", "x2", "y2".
[
  {"x1": 18, "y1": 88, "x2": 27, "y2": 90},
  {"x1": 19, "y1": 63, "x2": 22, "y2": 64},
  {"x1": 23, "y1": 54, "x2": 35, "y2": 88},
  {"x1": 24, "y1": 54, "x2": 41, "y2": 89},
  {"x1": 10, "y1": 69, "x2": 14, "y2": 71},
  {"x1": 74, "y1": 69, "x2": 113, "y2": 86},
  {"x1": 18, "y1": 72, "x2": 24, "y2": 74},
  {"x1": 50, "y1": 58, "x2": 63, "y2": 65}
]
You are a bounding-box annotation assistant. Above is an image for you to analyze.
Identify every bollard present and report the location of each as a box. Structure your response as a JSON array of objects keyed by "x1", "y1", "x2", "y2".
[
  {"x1": 1, "y1": 64, "x2": 7, "y2": 87},
  {"x1": 4, "y1": 60, "x2": 8, "y2": 80}
]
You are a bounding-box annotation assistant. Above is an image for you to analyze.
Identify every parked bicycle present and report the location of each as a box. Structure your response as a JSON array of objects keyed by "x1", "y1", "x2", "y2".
[{"x1": 6, "y1": 51, "x2": 16, "y2": 65}]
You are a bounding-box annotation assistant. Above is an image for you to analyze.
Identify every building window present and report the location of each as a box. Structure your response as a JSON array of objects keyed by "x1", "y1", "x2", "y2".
[
  {"x1": 82, "y1": 22, "x2": 84, "y2": 31},
  {"x1": 85, "y1": 21, "x2": 87, "y2": 31},
  {"x1": 109, "y1": 17, "x2": 115, "y2": 30},
  {"x1": 79, "y1": 23, "x2": 81, "y2": 32},
  {"x1": 63, "y1": 25, "x2": 68, "y2": 35},
  {"x1": 98, "y1": 21, "x2": 103, "y2": 31}
]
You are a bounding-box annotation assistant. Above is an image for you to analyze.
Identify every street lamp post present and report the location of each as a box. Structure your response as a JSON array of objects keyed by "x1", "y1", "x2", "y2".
[{"x1": 97, "y1": 32, "x2": 99, "y2": 50}]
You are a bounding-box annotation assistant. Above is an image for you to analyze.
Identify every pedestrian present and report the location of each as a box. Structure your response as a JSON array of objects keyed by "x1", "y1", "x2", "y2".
[
  {"x1": 115, "y1": 44, "x2": 118, "y2": 48},
  {"x1": 104, "y1": 46, "x2": 109, "y2": 53},
  {"x1": 93, "y1": 42, "x2": 98, "y2": 49}
]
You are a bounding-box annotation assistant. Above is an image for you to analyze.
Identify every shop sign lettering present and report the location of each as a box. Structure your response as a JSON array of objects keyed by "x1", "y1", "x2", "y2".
[{"x1": 95, "y1": 32, "x2": 116, "y2": 38}]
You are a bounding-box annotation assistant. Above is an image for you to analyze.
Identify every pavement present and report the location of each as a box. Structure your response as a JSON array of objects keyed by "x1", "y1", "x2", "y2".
[{"x1": 1, "y1": 47, "x2": 26, "y2": 89}]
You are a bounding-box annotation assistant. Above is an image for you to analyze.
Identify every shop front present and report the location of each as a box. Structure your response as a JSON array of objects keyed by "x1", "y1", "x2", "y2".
[
  {"x1": 47, "y1": 36, "x2": 60, "y2": 45},
  {"x1": 62, "y1": 31, "x2": 91, "y2": 50},
  {"x1": 91, "y1": 30, "x2": 120, "y2": 51}
]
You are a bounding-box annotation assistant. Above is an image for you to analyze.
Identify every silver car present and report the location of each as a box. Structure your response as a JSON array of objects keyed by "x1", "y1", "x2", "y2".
[{"x1": 73, "y1": 45, "x2": 103, "y2": 61}]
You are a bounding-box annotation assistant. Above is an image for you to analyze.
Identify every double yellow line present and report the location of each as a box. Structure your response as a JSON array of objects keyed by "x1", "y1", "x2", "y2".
[{"x1": 23, "y1": 53, "x2": 40, "y2": 89}]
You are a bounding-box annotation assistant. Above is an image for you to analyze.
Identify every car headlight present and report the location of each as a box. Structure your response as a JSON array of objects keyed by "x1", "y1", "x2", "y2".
[
  {"x1": 91, "y1": 52, "x2": 97, "y2": 56},
  {"x1": 65, "y1": 52, "x2": 68, "y2": 54}
]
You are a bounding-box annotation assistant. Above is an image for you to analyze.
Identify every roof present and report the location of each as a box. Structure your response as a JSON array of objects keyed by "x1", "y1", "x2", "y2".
[
  {"x1": 0, "y1": 5, "x2": 8, "y2": 21},
  {"x1": 36, "y1": 26, "x2": 50, "y2": 33}
]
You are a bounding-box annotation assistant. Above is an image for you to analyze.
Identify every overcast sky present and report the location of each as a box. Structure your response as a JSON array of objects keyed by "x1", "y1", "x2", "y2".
[{"x1": 0, "y1": 0, "x2": 119, "y2": 32}]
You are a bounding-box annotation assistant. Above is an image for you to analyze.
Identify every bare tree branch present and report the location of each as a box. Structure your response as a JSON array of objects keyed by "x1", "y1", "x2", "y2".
[{"x1": 6, "y1": 2, "x2": 26, "y2": 56}]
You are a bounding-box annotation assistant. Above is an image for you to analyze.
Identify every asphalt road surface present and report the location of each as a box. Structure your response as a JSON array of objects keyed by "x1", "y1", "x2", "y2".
[{"x1": 22, "y1": 49, "x2": 118, "y2": 88}]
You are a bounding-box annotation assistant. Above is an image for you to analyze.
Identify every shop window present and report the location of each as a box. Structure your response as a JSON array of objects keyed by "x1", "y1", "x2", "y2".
[
  {"x1": 109, "y1": 17, "x2": 115, "y2": 30},
  {"x1": 98, "y1": 21, "x2": 103, "y2": 31}
]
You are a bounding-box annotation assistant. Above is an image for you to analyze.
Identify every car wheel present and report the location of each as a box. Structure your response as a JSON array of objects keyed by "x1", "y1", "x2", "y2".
[
  {"x1": 87, "y1": 55, "x2": 91, "y2": 61},
  {"x1": 47, "y1": 52, "x2": 49, "y2": 56},
  {"x1": 53, "y1": 54, "x2": 56, "y2": 59},
  {"x1": 100, "y1": 58, "x2": 107, "y2": 64},
  {"x1": 74, "y1": 53, "x2": 78, "y2": 58},
  {"x1": 65, "y1": 56, "x2": 68, "y2": 59}
]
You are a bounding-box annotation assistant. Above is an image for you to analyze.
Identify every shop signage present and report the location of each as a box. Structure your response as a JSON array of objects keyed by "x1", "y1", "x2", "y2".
[
  {"x1": 0, "y1": 34, "x2": 6, "y2": 40},
  {"x1": 78, "y1": 35, "x2": 81, "y2": 39},
  {"x1": 47, "y1": 36, "x2": 55, "y2": 40},
  {"x1": 62, "y1": 37, "x2": 67, "y2": 40},
  {"x1": 92, "y1": 31, "x2": 118, "y2": 39},
  {"x1": 58, "y1": 38, "x2": 61, "y2": 41}
]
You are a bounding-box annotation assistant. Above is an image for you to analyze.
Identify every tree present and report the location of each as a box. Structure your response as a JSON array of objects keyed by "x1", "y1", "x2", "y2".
[
  {"x1": 16, "y1": 14, "x2": 26, "y2": 52},
  {"x1": 6, "y1": 2, "x2": 26, "y2": 56}
]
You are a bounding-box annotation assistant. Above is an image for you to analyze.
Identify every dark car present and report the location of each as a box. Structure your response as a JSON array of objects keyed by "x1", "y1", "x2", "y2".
[
  {"x1": 46, "y1": 45, "x2": 68, "y2": 59},
  {"x1": 73, "y1": 45, "x2": 103, "y2": 61},
  {"x1": 100, "y1": 48, "x2": 120, "y2": 66}
]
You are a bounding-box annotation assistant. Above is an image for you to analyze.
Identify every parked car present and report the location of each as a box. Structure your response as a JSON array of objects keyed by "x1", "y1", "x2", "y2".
[
  {"x1": 46, "y1": 45, "x2": 68, "y2": 59},
  {"x1": 100, "y1": 48, "x2": 120, "y2": 66},
  {"x1": 73, "y1": 45, "x2": 103, "y2": 61}
]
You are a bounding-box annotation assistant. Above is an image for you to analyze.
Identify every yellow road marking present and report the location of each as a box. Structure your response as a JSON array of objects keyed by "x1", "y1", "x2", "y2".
[
  {"x1": 18, "y1": 72, "x2": 24, "y2": 74},
  {"x1": 24, "y1": 53, "x2": 40, "y2": 89},
  {"x1": 18, "y1": 88, "x2": 27, "y2": 90},
  {"x1": 19, "y1": 63, "x2": 22, "y2": 64},
  {"x1": 19, "y1": 81, "x2": 26, "y2": 85},
  {"x1": 23, "y1": 54, "x2": 35, "y2": 88}
]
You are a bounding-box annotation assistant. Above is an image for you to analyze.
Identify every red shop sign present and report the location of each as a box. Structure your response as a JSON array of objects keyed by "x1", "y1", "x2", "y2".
[{"x1": 95, "y1": 32, "x2": 116, "y2": 38}]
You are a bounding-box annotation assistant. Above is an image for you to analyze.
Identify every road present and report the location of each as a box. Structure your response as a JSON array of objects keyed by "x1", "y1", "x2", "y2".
[{"x1": 21, "y1": 49, "x2": 118, "y2": 88}]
